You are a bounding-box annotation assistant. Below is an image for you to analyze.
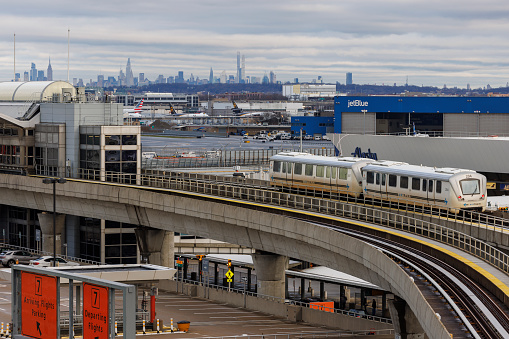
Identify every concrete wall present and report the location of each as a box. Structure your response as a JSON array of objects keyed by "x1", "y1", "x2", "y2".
[
  {"x1": 157, "y1": 279, "x2": 393, "y2": 332},
  {"x1": 0, "y1": 174, "x2": 451, "y2": 338}
]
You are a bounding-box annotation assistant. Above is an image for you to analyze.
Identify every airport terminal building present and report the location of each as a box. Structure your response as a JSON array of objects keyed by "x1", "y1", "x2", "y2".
[{"x1": 331, "y1": 96, "x2": 509, "y2": 195}]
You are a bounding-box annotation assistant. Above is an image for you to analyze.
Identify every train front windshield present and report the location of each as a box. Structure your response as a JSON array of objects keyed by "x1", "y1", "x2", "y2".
[{"x1": 460, "y1": 179, "x2": 481, "y2": 195}]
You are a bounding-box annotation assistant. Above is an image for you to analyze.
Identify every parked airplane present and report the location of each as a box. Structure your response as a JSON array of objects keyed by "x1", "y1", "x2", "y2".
[
  {"x1": 231, "y1": 100, "x2": 266, "y2": 117},
  {"x1": 169, "y1": 103, "x2": 209, "y2": 117},
  {"x1": 232, "y1": 100, "x2": 243, "y2": 115},
  {"x1": 123, "y1": 99, "x2": 145, "y2": 118}
]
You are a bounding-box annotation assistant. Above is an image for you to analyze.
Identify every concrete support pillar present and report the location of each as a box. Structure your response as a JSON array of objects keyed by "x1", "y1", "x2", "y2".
[
  {"x1": 251, "y1": 251, "x2": 288, "y2": 299},
  {"x1": 388, "y1": 296, "x2": 427, "y2": 339},
  {"x1": 300, "y1": 278, "x2": 305, "y2": 300},
  {"x1": 247, "y1": 268, "x2": 252, "y2": 291},
  {"x1": 134, "y1": 228, "x2": 174, "y2": 267},
  {"x1": 214, "y1": 262, "x2": 218, "y2": 285},
  {"x1": 37, "y1": 212, "x2": 66, "y2": 255}
]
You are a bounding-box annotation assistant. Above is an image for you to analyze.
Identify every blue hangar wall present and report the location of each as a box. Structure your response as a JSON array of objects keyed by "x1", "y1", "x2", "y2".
[
  {"x1": 334, "y1": 96, "x2": 509, "y2": 133},
  {"x1": 291, "y1": 116, "x2": 334, "y2": 136}
]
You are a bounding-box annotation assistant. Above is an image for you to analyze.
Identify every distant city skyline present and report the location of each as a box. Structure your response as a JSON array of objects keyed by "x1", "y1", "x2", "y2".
[{"x1": 3, "y1": 1, "x2": 509, "y2": 88}]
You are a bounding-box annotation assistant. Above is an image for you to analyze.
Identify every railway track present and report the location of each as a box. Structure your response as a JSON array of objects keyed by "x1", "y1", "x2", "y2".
[{"x1": 305, "y1": 218, "x2": 509, "y2": 338}]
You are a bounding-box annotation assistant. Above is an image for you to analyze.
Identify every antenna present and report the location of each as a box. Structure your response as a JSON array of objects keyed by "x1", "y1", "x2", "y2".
[
  {"x1": 67, "y1": 28, "x2": 70, "y2": 82},
  {"x1": 13, "y1": 33, "x2": 15, "y2": 82}
]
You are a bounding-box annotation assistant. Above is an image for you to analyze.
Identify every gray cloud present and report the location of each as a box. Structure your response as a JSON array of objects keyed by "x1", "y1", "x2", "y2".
[{"x1": 0, "y1": 0, "x2": 508, "y2": 88}]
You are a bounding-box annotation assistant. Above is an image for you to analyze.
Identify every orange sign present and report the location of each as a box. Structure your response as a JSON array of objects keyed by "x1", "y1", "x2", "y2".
[
  {"x1": 21, "y1": 272, "x2": 58, "y2": 339},
  {"x1": 83, "y1": 282, "x2": 109, "y2": 339},
  {"x1": 309, "y1": 301, "x2": 335, "y2": 313}
]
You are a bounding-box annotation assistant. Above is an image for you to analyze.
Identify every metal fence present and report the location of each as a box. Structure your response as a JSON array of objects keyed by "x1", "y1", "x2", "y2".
[
  {"x1": 0, "y1": 243, "x2": 102, "y2": 266},
  {"x1": 142, "y1": 148, "x2": 334, "y2": 169},
  {"x1": 33, "y1": 167, "x2": 509, "y2": 276},
  {"x1": 134, "y1": 172, "x2": 509, "y2": 276},
  {"x1": 180, "y1": 277, "x2": 393, "y2": 325}
]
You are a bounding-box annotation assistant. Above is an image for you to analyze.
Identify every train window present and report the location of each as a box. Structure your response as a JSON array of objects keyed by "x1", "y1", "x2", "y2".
[
  {"x1": 282, "y1": 162, "x2": 286, "y2": 173},
  {"x1": 388, "y1": 174, "x2": 397, "y2": 187},
  {"x1": 381, "y1": 174, "x2": 386, "y2": 186},
  {"x1": 367, "y1": 172, "x2": 374, "y2": 184},
  {"x1": 273, "y1": 161, "x2": 281, "y2": 172},
  {"x1": 428, "y1": 180, "x2": 433, "y2": 193},
  {"x1": 436, "y1": 181, "x2": 442, "y2": 193},
  {"x1": 294, "y1": 163, "x2": 302, "y2": 175},
  {"x1": 325, "y1": 166, "x2": 330, "y2": 178},
  {"x1": 376, "y1": 173, "x2": 380, "y2": 185},
  {"x1": 412, "y1": 178, "x2": 420, "y2": 190},
  {"x1": 460, "y1": 179, "x2": 480, "y2": 195},
  {"x1": 422, "y1": 179, "x2": 427, "y2": 191},
  {"x1": 339, "y1": 168, "x2": 347, "y2": 180},
  {"x1": 287, "y1": 163, "x2": 292, "y2": 174},
  {"x1": 400, "y1": 176, "x2": 408, "y2": 189},
  {"x1": 316, "y1": 166, "x2": 324, "y2": 177},
  {"x1": 305, "y1": 164, "x2": 313, "y2": 176}
]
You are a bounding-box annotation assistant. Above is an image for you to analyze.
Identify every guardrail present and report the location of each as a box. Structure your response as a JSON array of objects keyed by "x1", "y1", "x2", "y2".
[
  {"x1": 59, "y1": 310, "x2": 150, "y2": 327},
  {"x1": 32, "y1": 167, "x2": 509, "y2": 276},
  {"x1": 180, "y1": 278, "x2": 393, "y2": 324},
  {"x1": 0, "y1": 243, "x2": 102, "y2": 266},
  {"x1": 185, "y1": 330, "x2": 395, "y2": 338},
  {"x1": 142, "y1": 147, "x2": 334, "y2": 169}
]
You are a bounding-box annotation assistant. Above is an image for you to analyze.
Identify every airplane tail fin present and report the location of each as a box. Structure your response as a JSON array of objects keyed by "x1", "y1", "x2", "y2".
[
  {"x1": 169, "y1": 103, "x2": 177, "y2": 115},
  {"x1": 134, "y1": 99, "x2": 144, "y2": 113}
]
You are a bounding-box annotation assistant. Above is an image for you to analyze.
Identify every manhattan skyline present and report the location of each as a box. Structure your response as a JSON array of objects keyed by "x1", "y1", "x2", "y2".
[{"x1": 2, "y1": 1, "x2": 509, "y2": 88}]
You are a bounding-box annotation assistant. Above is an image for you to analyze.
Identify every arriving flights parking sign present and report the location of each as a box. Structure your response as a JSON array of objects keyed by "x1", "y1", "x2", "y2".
[{"x1": 21, "y1": 272, "x2": 58, "y2": 339}]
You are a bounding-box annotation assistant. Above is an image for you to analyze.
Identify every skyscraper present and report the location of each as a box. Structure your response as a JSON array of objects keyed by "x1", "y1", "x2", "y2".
[
  {"x1": 97, "y1": 75, "x2": 104, "y2": 87},
  {"x1": 346, "y1": 72, "x2": 353, "y2": 85},
  {"x1": 240, "y1": 55, "x2": 245, "y2": 83},
  {"x1": 37, "y1": 70, "x2": 45, "y2": 81},
  {"x1": 139, "y1": 73, "x2": 145, "y2": 83},
  {"x1": 125, "y1": 58, "x2": 134, "y2": 87},
  {"x1": 30, "y1": 63, "x2": 37, "y2": 81},
  {"x1": 269, "y1": 71, "x2": 276, "y2": 84},
  {"x1": 236, "y1": 52, "x2": 240, "y2": 83},
  {"x1": 47, "y1": 58, "x2": 53, "y2": 81},
  {"x1": 209, "y1": 68, "x2": 213, "y2": 84}
]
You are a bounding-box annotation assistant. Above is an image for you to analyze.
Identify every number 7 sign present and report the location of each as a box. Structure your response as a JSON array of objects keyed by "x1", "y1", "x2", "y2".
[{"x1": 83, "y1": 283, "x2": 109, "y2": 339}]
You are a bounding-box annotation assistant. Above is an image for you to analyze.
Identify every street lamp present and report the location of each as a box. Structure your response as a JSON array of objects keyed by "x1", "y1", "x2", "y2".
[{"x1": 42, "y1": 177, "x2": 66, "y2": 267}]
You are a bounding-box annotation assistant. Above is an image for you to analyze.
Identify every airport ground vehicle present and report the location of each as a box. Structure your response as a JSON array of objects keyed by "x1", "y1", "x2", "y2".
[
  {"x1": 29, "y1": 256, "x2": 80, "y2": 267},
  {"x1": 269, "y1": 152, "x2": 487, "y2": 212},
  {"x1": 0, "y1": 250, "x2": 38, "y2": 267}
]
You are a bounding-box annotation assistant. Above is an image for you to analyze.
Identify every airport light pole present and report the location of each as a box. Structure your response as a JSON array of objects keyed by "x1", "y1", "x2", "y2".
[{"x1": 42, "y1": 178, "x2": 67, "y2": 267}]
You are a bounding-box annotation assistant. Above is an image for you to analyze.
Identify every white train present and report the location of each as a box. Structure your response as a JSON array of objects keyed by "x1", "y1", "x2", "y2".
[{"x1": 269, "y1": 152, "x2": 487, "y2": 212}]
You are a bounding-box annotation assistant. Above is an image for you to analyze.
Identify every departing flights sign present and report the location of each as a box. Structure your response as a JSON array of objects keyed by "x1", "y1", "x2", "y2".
[
  {"x1": 21, "y1": 271, "x2": 58, "y2": 339},
  {"x1": 83, "y1": 282, "x2": 109, "y2": 339}
]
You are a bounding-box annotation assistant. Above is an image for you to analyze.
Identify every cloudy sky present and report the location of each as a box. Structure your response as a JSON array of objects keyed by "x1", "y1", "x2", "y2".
[{"x1": 1, "y1": 0, "x2": 509, "y2": 88}]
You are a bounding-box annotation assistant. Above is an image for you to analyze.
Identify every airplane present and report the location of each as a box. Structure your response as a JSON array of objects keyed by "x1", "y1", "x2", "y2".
[
  {"x1": 230, "y1": 100, "x2": 265, "y2": 117},
  {"x1": 168, "y1": 103, "x2": 209, "y2": 118},
  {"x1": 123, "y1": 99, "x2": 145, "y2": 118},
  {"x1": 231, "y1": 100, "x2": 243, "y2": 115}
]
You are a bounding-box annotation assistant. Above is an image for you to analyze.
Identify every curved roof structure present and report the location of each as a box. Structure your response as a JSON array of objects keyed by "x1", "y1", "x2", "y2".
[{"x1": 0, "y1": 81, "x2": 75, "y2": 102}]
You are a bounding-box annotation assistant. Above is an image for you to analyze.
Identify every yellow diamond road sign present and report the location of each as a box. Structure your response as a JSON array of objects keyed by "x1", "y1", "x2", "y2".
[{"x1": 225, "y1": 270, "x2": 234, "y2": 279}]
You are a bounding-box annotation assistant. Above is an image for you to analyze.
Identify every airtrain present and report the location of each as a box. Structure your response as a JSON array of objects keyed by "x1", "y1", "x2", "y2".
[{"x1": 269, "y1": 152, "x2": 487, "y2": 212}]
